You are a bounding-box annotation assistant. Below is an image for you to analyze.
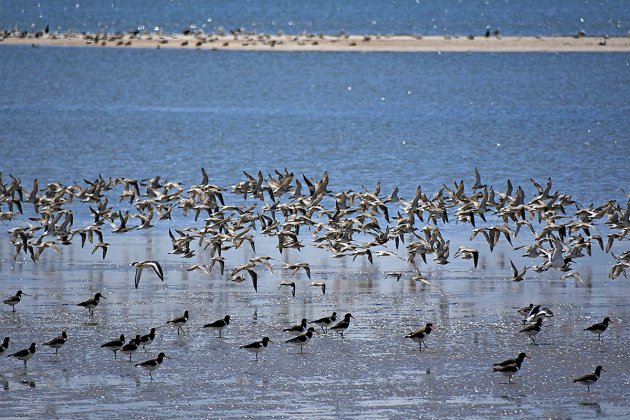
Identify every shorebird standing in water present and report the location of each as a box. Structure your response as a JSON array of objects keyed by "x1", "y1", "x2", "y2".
[
  {"x1": 283, "y1": 318, "x2": 308, "y2": 335},
  {"x1": 574, "y1": 365, "x2": 605, "y2": 392},
  {"x1": 42, "y1": 331, "x2": 67, "y2": 355},
  {"x1": 584, "y1": 317, "x2": 613, "y2": 342},
  {"x1": 135, "y1": 352, "x2": 170, "y2": 380},
  {"x1": 77, "y1": 292, "x2": 106, "y2": 316},
  {"x1": 310, "y1": 312, "x2": 337, "y2": 333},
  {"x1": 240, "y1": 337, "x2": 272, "y2": 361},
  {"x1": 4, "y1": 290, "x2": 29, "y2": 312},
  {"x1": 203, "y1": 315, "x2": 231, "y2": 338},
  {"x1": 493, "y1": 352, "x2": 529, "y2": 384},
  {"x1": 519, "y1": 318, "x2": 543, "y2": 344},
  {"x1": 167, "y1": 310, "x2": 189, "y2": 335},
  {"x1": 330, "y1": 313, "x2": 355, "y2": 339},
  {"x1": 101, "y1": 334, "x2": 125, "y2": 358},
  {"x1": 286, "y1": 327, "x2": 318, "y2": 354},
  {"x1": 7, "y1": 343, "x2": 36, "y2": 368},
  {"x1": 405, "y1": 323, "x2": 433, "y2": 350}
]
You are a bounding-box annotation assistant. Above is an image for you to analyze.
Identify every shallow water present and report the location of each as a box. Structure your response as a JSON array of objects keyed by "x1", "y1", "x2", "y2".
[
  {"x1": 1, "y1": 47, "x2": 629, "y2": 206},
  {"x1": 1, "y1": 224, "x2": 629, "y2": 418},
  {"x1": 2, "y1": 23, "x2": 630, "y2": 418}
]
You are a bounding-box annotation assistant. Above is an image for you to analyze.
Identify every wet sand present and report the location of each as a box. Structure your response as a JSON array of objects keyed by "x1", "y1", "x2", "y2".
[
  {"x1": 2, "y1": 32, "x2": 629, "y2": 52},
  {"x1": 1, "y1": 231, "x2": 629, "y2": 418}
]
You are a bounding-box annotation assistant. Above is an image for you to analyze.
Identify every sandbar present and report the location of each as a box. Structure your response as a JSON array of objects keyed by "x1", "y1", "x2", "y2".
[{"x1": 1, "y1": 31, "x2": 629, "y2": 52}]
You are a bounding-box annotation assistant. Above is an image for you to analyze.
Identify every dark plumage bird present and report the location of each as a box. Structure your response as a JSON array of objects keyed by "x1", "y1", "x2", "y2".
[
  {"x1": 405, "y1": 323, "x2": 433, "y2": 350},
  {"x1": 574, "y1": 365, "x2": 605, "y2": 392},
  {"x1": 283, "y1": 318, "x2": 308, "y2": 335},
  {"x1": 584, "y1": 317, "x2": 613, "y2": 342},
  {"x1": 0, "y1": 337, "x2": 11, "y2": 355},
  {"x1": 4, "y1": 290, "x2": 29, "y2": 312},
  {"x1": 519, "y1": 318, "x2": 543, "y2": 344},
  {"x1": 310, "y1": 312, "x2": 337, "y2": 333},
  {"x1": 132, "y1": 260, "x2": 164, "y2": 289},
  {"x1": 493, "y1": 352, "x2": 529, "y2": 368},
  {"x1": 285, "y1": 327, "x2": 317, "y2": 353},
  {"x1": 7, "y1": 343, "x2": 36, "y2": 368},
  {"x1": 42, "y1": 331, "x2": 67, "y2": 355},
  {"x1": 240, "y1": 336, "x2": 272, "y2": 361},
  {"x1": 139, "y1": 328, "x2": 156, "y2": 351},
  {"x1": 330, "y1": 313, "x2": 355, "y2": 339},
  {"x1": 167, "y1": 310, "x2": 189, "y2": 335},
  {"x1": 77, "y1": 292, "x2": 106, "y2": 316},
  {"x1": 203, "y1": 315, "x2": 230, "y2": 338},
  {"x1": 101, "y1": 334, "x2": 125, "y2": 358},
  {"x1": 493, "y1": 354, "x2": 528, "y2": 384},
  {"x1": 121, "y1": 335, "x2": 141, "y2": 361},
  {"x1": 135, "y1": 352, "x2": 170, "y2": 380}
]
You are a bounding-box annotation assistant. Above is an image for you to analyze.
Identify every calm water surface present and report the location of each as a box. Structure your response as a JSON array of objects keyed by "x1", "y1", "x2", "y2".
[
  {"x1": 1, "y1": 46, "x2": 628, "y2": 204},
  {"x1": 1, "y1": 43, "x2": 629, "y2": 418}
]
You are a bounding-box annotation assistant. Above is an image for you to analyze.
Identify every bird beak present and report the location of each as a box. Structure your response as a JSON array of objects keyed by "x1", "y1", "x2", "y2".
[
  {"x1": 22, "y1": 293, "x2": 31, "y2": 296},
  {"x1": 601, "y1": 368, "x2": 607, "y2": 373},
  {"x1": 101, "y1": 296, "x2": 107, "y2": 299},
  {"x1": 525, "y1": 355, "x2": 531, "y2": 359},
  {"x1": 164, "y1": 355, "x2": 171, "y2": 359}
]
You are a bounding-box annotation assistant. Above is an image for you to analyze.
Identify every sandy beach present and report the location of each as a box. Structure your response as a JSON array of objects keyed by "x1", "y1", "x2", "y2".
[{"x1": 2, "y1": 32, "x2": 629, "y2": 52}]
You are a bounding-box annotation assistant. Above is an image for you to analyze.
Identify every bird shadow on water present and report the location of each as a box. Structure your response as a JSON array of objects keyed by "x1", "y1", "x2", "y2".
[
  {"x1": 20, "y1": 378, "x2": 36, "y2": 388},
  {"x1": 0, "y1": 374, "x2": 9, "y2": 390},
  {"x1": 579, "y1": 399, "x2": 602, "y2": 415}
]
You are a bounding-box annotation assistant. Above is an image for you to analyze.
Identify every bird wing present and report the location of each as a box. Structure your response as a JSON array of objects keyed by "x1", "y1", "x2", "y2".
[{"x1": 135, "y1": 266, "x2": 143, "y2": 289}]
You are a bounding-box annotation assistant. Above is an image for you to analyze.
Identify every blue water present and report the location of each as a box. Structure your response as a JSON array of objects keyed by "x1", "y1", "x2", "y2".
[
  {"x1": 1, "y1": 0, "x2": 629, "y2": 36},
  {"x1": 1, "y1": 46, "x2": 629, "y2": 206},
  {"x1": 1, "y1": 35, "x2": 630, "y2": 418}
]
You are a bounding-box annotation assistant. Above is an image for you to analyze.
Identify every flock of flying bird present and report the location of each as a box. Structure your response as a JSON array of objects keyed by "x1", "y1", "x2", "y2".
[{"x1": 0, "y1": 168, "x2": 628, "y2": 387}]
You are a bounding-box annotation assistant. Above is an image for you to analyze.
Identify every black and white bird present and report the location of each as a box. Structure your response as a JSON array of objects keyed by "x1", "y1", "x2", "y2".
[
  {"x1": 283, "y1": 318, "x2": 308, "y2": 335},
  {"x1": 131, "y1": 260, "x2": 164, "y2": 289},
  {"x1": 139, "y1": 328, "x2": 156, "y2": 351},
  {"x1": 519, "y1": 318, "x2": 543, "y2": 344},
  {"x1": 167, "y1": 311, "x2": 189, "y2": 335},
  {"x1": 121, "y1": 335, "x2": 141, "y2": 361},
  {"x1": 101, "y1": 334, "x2": 125, "y2": 358},
  {"x1": 405, "y1": 323, "x2": 433, "y2": 350},
  {"x1": 330, "y1": 313, "x2": 355, "y2": 339},
  {"x1": 584, "y1": 317, "x2": 613, "y2": 342},
  {"x1": 4, "y1": 290, "x2": 29, "y2": 312},
  {"x1": 493, "y1": 352, "x2": 529, "y2": 368},
  {"x1": 240, "y1": 337, "x2": 272, "y2": 361},
  {"x1": 42, "y1": 331, "x2": 67, "y2": 355},
  {"x1": 77, "y1": 292, "x2": 106, "y2": 316},
  {"x1": 203, "y1": 315, "x2": 230, "y2": 338},
  {"x1": 574, "y1": 365, "x2": 605, "y2": 392},
  {"x1": 493, "y1": 353, "x2": 528, "y2": 384},
  {"x1": 286, "y1": 327, "x2": 318, "y2": 353},
  {"x1": 135, "y1": 352, "x2": 170, "y2": 380},
  {"x1": 310, "y1": 312, "x2": 337, "y2": 333},
  {"x1": 0, "y1": 337, "x2": 12, "y2": 355},
  {"x1": 7, "y1": 343, "x2": 36, "y2": 368}
]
